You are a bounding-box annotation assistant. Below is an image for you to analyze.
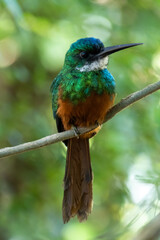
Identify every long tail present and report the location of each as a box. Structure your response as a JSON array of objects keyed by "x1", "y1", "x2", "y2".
[{"x1": 62, "y1": 138, "x2": 93, "y2": 223}]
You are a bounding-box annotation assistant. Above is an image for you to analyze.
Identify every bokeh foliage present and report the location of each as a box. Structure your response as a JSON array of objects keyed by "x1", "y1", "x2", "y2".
[{"x1": 0, "y1": 0, "x2": 160, "y2": 239}]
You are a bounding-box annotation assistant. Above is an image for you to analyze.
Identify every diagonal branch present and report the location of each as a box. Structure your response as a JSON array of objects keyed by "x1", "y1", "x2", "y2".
[
  {"x1": 0, "y1": 80, "x2": 160, "y2": 159},
  {"x1": 104, "y1": 80, "x2": 160, "y2": 122},
  {"x1": 132, "y1": 213, "x2": 160, "y2": 240}
]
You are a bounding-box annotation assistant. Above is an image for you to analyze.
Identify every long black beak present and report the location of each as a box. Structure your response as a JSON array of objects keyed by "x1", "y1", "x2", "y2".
[{"x1": 92, "y1": 43, "x2": 143, "y2": 60}]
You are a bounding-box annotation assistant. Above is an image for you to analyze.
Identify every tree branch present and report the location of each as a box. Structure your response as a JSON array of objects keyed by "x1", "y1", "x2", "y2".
[
  {"x1": 0, "y1": 80, "x2": 160, "y2": 159},
  {"x1": 132, "y1": 213, "x2": 160, "y2": 240}
]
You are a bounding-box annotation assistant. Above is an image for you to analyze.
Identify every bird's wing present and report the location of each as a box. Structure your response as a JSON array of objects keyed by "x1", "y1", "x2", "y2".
[{"x1": 55, "y1": 113, "x2": 68, "y2": 146}]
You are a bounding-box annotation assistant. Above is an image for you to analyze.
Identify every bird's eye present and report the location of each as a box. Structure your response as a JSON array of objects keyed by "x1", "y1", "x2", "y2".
[{"x1": 79, "y1": 51, "x2": 89, "y2": 59}]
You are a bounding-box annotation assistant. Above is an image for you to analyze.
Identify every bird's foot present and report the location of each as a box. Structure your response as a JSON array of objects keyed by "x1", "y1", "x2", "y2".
[
  {"x1": 95, "y1": 120, "x2": 101, "y2": 127},
  {"x1": 72, "y1": 126, "x2": 80, "y2": 139}
]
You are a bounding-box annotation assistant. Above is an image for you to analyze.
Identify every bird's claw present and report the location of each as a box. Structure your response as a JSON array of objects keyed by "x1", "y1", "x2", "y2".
[
  {"x1": 95, "y1": 121, "x2": 101, "y2": 127},
  {"x1": 72, "y1": 126, "x2": 80, "y2": 139}
]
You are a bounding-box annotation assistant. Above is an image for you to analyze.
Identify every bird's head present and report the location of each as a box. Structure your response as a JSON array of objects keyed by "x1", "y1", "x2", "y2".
[{"x1": 64, "y1": 37, "x2": 143, "y2": 72}]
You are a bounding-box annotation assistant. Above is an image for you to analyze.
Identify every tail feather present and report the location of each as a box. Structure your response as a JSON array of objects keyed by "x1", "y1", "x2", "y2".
[
  {"x1": 62, "y1": 138, "x2": 93, "y2": 223},
  {"x1": 77, "y1": 139, "x2": 92, "y2": 222}
]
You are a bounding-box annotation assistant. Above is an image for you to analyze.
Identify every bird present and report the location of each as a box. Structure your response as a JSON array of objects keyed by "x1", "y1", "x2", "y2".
[{"x1": 50, "y1": 37, "x2": 142, "y2": 223}]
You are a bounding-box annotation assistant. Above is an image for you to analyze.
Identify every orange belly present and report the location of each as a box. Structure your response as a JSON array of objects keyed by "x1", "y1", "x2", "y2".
[{"x1": 57, "y1": 92, "x2": 115, "y2": 135}]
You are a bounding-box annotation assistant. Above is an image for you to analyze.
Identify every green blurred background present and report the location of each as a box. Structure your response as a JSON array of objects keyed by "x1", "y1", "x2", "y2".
[{"x1": 0, "y1": 0, "x2": 160, "y2": 239}]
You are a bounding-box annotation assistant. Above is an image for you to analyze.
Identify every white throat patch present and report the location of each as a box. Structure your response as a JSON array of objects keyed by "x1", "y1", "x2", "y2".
[{"x1": 76, "y1": 56, "x2": 109, "y2": 72}]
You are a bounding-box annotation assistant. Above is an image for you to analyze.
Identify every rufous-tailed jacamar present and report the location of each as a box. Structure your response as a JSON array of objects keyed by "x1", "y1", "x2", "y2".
[{"x1": 50, "y1": 37, "x2": 142, "y2": 223}]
